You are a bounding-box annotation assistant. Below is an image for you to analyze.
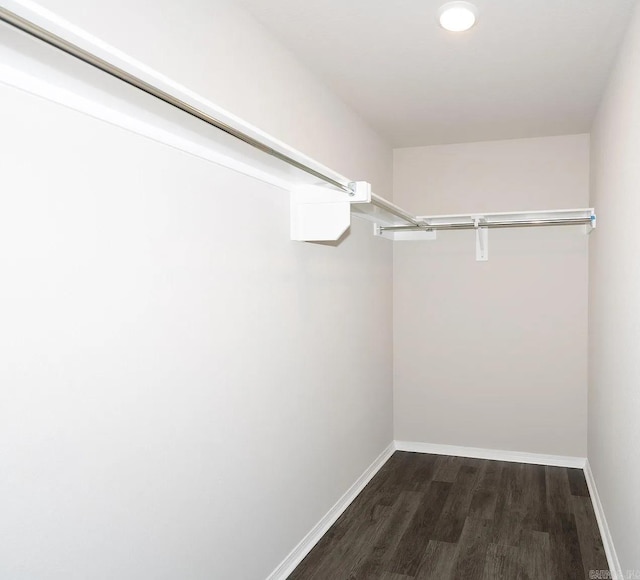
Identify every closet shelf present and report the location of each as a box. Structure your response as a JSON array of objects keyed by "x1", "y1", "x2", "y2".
[
  {"x1": 0, "y1": 1, "x2": 596, "y2": 257},
  {"x1": 376, "y1": 208, "x2": 595, "y2": 261},
  {"x1": 378, "y1": 208, "x2": 595, "y2": 235}
]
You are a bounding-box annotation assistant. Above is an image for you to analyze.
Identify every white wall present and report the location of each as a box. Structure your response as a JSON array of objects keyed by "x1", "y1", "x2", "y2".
[
  {"x1": 0, "y1": 2, "x2": 393, "y2": 579},
  {"x1": 589, "y1": 0, "x2": 640, "y2": 570},
  {"x1": 393, "y1": 135, "x2": 590, "y2": 457}
]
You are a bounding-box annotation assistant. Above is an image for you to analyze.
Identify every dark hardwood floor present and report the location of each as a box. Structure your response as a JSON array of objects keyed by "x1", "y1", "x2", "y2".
[{"x1": 288, "y1": 452, "x2": 608, "y2": 579}]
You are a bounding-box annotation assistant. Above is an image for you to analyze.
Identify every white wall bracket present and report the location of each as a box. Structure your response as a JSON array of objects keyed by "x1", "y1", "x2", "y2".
[
  {"x1": 474, "y1": 217, "x2": 489, "y2": 261},
  {"x1": 290, "y1": 181, "x2": 371, "y2": 241}
]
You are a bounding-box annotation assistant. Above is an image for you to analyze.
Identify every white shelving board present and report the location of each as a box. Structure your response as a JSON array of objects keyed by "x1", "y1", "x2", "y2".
[
  {"x1": 417, "y1": 208, "x2": 596, "y2": 228},
  {"x1": 377, "y1": 208, "x2": 596, "y2": 261}
]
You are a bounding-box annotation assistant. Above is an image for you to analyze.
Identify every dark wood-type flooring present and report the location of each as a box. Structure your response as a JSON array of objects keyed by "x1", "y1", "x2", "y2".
[{"x1": 289, "y1": 451, "x2": 608, "y2": 579}]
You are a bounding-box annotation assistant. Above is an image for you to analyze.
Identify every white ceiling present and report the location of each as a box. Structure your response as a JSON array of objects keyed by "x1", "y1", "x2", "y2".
[{"x1": 238, "y1": 0, "x2": 638, "y2": 147}]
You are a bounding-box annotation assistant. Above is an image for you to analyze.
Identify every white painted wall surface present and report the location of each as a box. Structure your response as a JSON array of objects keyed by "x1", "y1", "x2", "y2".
[
  {"x1": 0, "y1": 2, "x2": 393, "y2": 579},
  {"x1": 589, "y1": 0, "x2": 640, "y2": 570},
  {"x1": 33, "y1": 0, "x2": 393, "y2": 196},
  {"x1": 393, "y1": 135, "x2": 590, "y2": 457}
]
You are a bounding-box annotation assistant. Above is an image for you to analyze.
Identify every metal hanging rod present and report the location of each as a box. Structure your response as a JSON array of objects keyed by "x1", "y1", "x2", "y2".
[
  {"x1": 0, "y1": 6, "x2": 355, "y2": 196},
  {"x1": 370, "y1": 194, "x2": 422, "y2": 227},
  {"x1": 380, "y1": 216, "x2": 594, "y2": 232}
]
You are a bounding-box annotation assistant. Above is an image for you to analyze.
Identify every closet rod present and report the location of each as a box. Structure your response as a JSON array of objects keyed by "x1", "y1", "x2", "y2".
[
  {"x1": 370, "y1": 194, "x2": 422, "y2": 227},
  {"x1": 380, "y1": 216, "x2": 593, "y2": 232},
  {"x1": 0, "y1": 6, "x2": 355, "y2": 196}
]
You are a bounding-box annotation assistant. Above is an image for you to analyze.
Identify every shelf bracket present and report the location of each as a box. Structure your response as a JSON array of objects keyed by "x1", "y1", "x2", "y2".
[
  {"x1": 290, "y1": 181, "x2": 371, "y2": 241},
  {"x1": 474, "y1": 217, "x2": 489, "y2": 261}
]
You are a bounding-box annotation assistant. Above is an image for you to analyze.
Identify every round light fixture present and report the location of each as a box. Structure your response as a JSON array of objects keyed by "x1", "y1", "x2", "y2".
[{"x1": 438, "y1": 1, "x2": 478, "y2": 32}]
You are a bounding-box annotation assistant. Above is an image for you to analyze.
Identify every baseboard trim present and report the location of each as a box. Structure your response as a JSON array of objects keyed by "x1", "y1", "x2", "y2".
[
  {"x1": 266, "y1": 442, "x2": 395, "y2": 580},
  {"x1": 584, "y1": 460, "x2": 622, "y2": 579},
  {"x1": 394, "y1": 440, "x2": 587, "y2": 469}
]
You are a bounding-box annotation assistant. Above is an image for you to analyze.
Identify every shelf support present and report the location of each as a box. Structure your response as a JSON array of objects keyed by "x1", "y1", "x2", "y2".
[
  {"x1": 474, "y1": 217, "x2": 489, "y2": 261},
  {"x1": 290, "y1": 181, "x2": 371, "y2": 241}
]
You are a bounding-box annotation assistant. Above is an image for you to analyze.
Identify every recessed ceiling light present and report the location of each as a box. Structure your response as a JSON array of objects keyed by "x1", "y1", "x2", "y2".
[{"x1": 438, "y1": 1, "x2": 478, "y2": 32}]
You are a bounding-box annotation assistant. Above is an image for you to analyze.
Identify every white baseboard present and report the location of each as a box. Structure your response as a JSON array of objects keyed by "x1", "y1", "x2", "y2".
[
  {"x1": 394, "y1": 440, "x2": 586, "y2": 469},
  {"x1": 266, "y1": 442, "x2": 395, "y2": 580},
  {"x1": 584, "y1": 460, "x2": 622, "y2": 579}
]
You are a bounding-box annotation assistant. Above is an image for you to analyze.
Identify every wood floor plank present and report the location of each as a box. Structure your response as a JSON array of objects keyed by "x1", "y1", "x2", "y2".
[
  {"x1": 567, "y1": 467, "x2": 590, "y2": 497},
  {"x1": 482, "y1": 543, "x2": 525, "y2": 580},
  {"x1": 433, "y1": 455, "x2": 462, "y2": 482},
  {"x1": 504, "y1": 462, "x2": 527, "y2": 518},
  {"x1": 489, "y1": 512, "x2": 524, "y2": 549},
  {"x1": 347, "y1": 490, "x2": 423, "y2": 579},
  {"x1": 414, "y1": 540, "x2": 458, "y2": 580},
  {"x1": 519, "y1": 529, "x2": 551, "y2": 579},
  {"x1": 487, "y1": 463, "x2": 525, "y2": 548},
  {"x1": 548, "y1": 511, "x2": 585, "y2": 580},
  {"x1": 572, "y1": 495, "x2": 609, "y2": 577},
  {"x1": 387, "y1": 480, "x2": 452, "y2": 576},
  {"x1": 545, "y1": 466, "x2": 587, "y2": 579},
  {"x1": 288, "y1": 452, "x2": 608, "y2": 580},
  {"x1": 469, "y1": 459, "x2": 503, "y2": 520},
  {"x1": 546, "y1": 465, "x2": 573, "y2": 515},
  {"x1": 522, "y1": 463, "x2": 549, "y2": 533},
  {"x1": 451, "y1": 517, "x2": 493, "y2": 580},
  {"x1": 406, "y1": 453, "x2": 439, "y2": 492},
  {"x1": 377, "y1": 452, "x2": 424, "y2": 493},
  {"x1": 431, "y1": 460, "x2": 484, "y2": 543}
]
